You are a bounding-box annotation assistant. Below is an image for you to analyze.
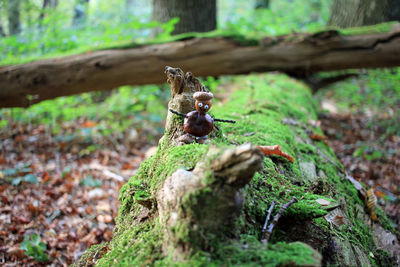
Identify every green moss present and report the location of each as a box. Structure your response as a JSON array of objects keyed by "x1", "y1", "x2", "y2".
[
  {"x1": 211, "y1": 237, "x2": 318, "y2": 267},
  {"x1": 72, "y1": 243, "x2": 109, "y2": 267},
  {"x1": 79, "y1": 73, "x2": 395, "y2": 266},
  {"x1": 339, "y1": 22, "x2": 398, "y2": 35}
]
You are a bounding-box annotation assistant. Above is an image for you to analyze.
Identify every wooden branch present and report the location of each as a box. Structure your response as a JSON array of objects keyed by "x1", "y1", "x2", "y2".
[
  {"x1": 1, "y1": 25, "x2": 400, "y2": 107},
  {"x1": 262, "y1": 200, "x2": 276, "y2": 240},
  {"x1": 288, "y1": 73, "x2": 360, "y2": 93},
  {"x1": 261, "y1": 196, "x2": 298, "y2": 245}
]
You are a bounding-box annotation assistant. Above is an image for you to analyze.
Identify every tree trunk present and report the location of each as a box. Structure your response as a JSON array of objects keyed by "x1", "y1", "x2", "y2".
[
  {"x1": 0, "y1": 4, "x2": 6, "y2": 37},
  {"x1": 7, "y1": 0, "x2": 21, "y2": 35},
  {"x1": 72, "y1": 0, "x2": 89, "y2": 28},
  {"x1": 329, "y1": 0, "x2": 400, "y2": 28},
  {"x1": 1, "y1": 25, "x2": 400, "y2": 108},
  {"x1": 255, "y1": 0, "x2": 270, "y2": 9},
  {"x1": 50, "y1": 0, "x2": 58, "y2": 9},
  {"x1": 38, "y1": 0, "x2": 50, "y2": 26},
  {"x1": 73, "y1": 68, "x2": 400, "y2": 267},
  {"x1": 152, "y1": 0, "x2": 216, "y2": 35}
]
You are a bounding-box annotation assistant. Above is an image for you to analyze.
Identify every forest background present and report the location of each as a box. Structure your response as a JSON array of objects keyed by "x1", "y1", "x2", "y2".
[{"x1": 0, "y1": 0, "x2": 399, "y2": 266}]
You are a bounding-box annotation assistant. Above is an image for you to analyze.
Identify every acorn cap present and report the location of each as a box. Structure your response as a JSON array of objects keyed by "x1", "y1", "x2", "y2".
[{"x1": 193, "y1": 91, "x2": 213, "y2": 101}]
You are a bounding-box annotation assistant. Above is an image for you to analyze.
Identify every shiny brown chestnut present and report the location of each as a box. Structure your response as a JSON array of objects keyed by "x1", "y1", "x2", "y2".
[{"x1": 170, "y1": 91, "x2": 235, "y2": 140}]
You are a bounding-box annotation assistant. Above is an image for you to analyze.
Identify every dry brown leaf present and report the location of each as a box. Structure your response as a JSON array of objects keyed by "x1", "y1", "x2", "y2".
[
  {"x1": 332, "y1": 215, "x2": 345, "y2": 226},
  {"x1": 96, "y1": 201, "x2": 111, "y2": 212},
  {"x1": 316, "y1": 198, "x2": 331, "y2": 206},
  {"x1": 8, "y1": 246, "x2": 25, "y2": 259},
  {"x1": 97, "y1": 214, "x2": 113, "y2": 223}
]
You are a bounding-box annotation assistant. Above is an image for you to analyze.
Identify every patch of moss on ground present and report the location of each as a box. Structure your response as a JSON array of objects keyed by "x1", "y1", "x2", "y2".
[{"x1": 81, "y1": 73, "x2": 394, "y2": 266}]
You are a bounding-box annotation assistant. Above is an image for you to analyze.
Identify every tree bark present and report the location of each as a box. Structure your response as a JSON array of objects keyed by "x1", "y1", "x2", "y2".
[
  {"x1": 1, "y1": 25, "x2": 400, "y2": 108},
  {"x1": 72, "y1": 0, "x2": 89, "y2": 28},
  {"x1": 0, "y1": 3, "x2": 6, "y2": 37},
  {"x1": 74, "y1": 68, "x2": 400, "y2": 267},
  {"x1": 7, "y1": 0, "x2": 21, "y2": 35},
  {"x1": 50, "y1": 0, "x2": 58, "y2": 9},
  {"x1": 329, "y1": 0, "x2": 400, "y2": 28},
  {"x1": 38, "y1": 0, "x2": 50, "y2": 26},
  {"x1": 255, "y1": 0, "x2": 270, "y2": 9},
  {"x1": 152, "y1": 0, "x2": 216, "y2": 35}
]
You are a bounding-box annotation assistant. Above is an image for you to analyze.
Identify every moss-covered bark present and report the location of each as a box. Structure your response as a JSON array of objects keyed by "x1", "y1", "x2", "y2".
[{"x1": 75, "y1": 71, "x2": 399, "y2": 267}]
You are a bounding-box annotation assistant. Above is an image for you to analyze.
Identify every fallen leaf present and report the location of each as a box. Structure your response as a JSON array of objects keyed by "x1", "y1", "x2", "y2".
[
  {"x1": 81, "y1": 121, "x2": 96, "y2": 128},
  {"x1": 96, "y1": 201, "x2": 111, "y2": 212},
  {"x1": 8, "y1": 246, "x2": 25, "y2": 259},
  {"x1": 309, "y1": 132, "x2": 328, "y2": 141},
  {"x1": 316, "y1": 198, "x2": 331, "y2": 206},
  {"x1": 332, "y1": 215, "x2": 345, "y2": 226},
  {"x1": 96, "y1": 214, "x2": 112, "y2": 223}
]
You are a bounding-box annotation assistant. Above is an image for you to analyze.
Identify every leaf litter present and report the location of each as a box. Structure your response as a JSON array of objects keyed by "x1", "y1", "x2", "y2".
[{"x1": 0, "y1": 119, "x2": 162, "y2": 266}]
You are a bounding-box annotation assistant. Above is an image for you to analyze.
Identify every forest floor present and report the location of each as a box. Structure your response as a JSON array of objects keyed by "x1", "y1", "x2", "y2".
[
  {"x1": 0, "y1": 119, "x2": 162, "y2": 266},
  {"x1": 320, "y1": 112, "x2": 400, "y2": 231},
  {"x1": 0, "y1": 71, "x2": 399, "y2": 266},
  {"x1": 317, "y1": 69, "x2": 400, "y2": 234}
]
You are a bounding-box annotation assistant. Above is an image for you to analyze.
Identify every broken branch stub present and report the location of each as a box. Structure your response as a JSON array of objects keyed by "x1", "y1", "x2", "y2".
[
  {"x1": 162, "y1": 66, "x2": 206, "y2": 146},
  {"x1": 157, "y1": 144, "x2": 263, "y2": 260}
]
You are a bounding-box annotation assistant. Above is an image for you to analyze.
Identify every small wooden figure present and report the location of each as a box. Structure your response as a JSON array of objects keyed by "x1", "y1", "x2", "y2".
[{"x1": 169, "y1": 91, "x2": 235, "y2": 142}]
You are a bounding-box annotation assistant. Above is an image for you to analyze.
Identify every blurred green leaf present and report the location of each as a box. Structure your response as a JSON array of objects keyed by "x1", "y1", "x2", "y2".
[
  {"x1": 81, "y1": 175, "x2": 103, "y2": 187},
  {"x1": 20, "y1": 234, "x2": 49, "y2": 262}
]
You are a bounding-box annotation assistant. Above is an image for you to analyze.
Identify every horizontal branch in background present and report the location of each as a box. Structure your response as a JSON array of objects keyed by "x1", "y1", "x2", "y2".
[{"x1": 1, "y1": 24, "x2": 400, "y2": 107}]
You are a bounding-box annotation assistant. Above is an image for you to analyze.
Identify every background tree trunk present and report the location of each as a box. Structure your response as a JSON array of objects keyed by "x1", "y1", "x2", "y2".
[
  {"x1": 7, "y1": 0, "x2": 21, "y2": 35},
  {"x1": 50, "y1": 0, "x2": 58, "y2": 9},
  {"x1": 38, "y1": 0, "x2": 50, "y2": 26},
  {"x1": 72, "y1": 0, "x2": 89, "y2": 28},
  {"x1": 152, "y1": 0, "x2": 216, "y2": 35},
  {"x1": 255, "y1": 0, "x2": 270, "y2": 9},
  {"x1": 329, "y1": 0, "x2": 400, "y2": 27},
  {"x1": 0, "y1": 3, "x2": 6, "y2": 37}
]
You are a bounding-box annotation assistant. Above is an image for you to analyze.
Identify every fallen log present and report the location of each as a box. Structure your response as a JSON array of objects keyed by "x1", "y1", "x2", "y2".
[
  {"x1": 74, "y1": 68, "x2": 399, "y2": 266},
  {"x1": 1, "y1": 23, "x2": 400, "y2": 107}
]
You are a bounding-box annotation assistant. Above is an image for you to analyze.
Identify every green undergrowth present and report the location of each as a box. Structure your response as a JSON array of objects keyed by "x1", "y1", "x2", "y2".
[{"x1": 83, "y1": 73, "x2": 393, "y2": 266}]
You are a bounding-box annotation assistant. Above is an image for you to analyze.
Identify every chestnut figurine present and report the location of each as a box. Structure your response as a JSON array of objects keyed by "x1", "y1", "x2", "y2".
[{"x1": 170, "y1": 91, "x2": 235, "y2": 142}]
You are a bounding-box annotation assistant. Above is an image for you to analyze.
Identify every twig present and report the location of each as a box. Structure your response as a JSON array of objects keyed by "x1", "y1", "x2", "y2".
[
  {"x1": 262, "y1": 201, "x2": 276, "y2": 239},
  {"x1": 169, "y1": 109, "x2": 187, "y2": 118},
  {"x1": 82, "y1": 162, "x2": 125, "y2": 182},
  {"x1": 214, "y1": 118, "x2": 236, "y2": 123},
  {"x1": 261, "y1": 196, "x2": 298, "y2": 244}
]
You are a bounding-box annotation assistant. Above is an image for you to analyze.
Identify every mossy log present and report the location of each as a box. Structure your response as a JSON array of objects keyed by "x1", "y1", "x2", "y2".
[
  {"x1": 74, "y1": 68, "x2": 399, "y2": 267},
  {"x1": 2, "y1": 23, "x2": 400, "y2": 107}
]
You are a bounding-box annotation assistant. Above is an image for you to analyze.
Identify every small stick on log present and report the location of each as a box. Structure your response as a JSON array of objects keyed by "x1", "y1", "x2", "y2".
[
  {"x1": 262, "y1": 200, "x2": 276, "y2": 240},
  {"x1": 261, "y1": 196, "x2": 298, "y2": 245},
  {"x1": 169, "y1": 109, "x2": 187, "y2": 118},
  {"x1": 214, "y1": 118, "x2": 236, "y2": 123}
]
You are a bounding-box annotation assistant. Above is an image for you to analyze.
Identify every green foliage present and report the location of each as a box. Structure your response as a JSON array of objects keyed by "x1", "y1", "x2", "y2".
[
  {"x1": 353, "y1": 145, "x2": 384, "y2": 161},
  {"x1": 0, "y1": 85, "x2": 169, "y2": 138},
  {"x1": 1, "y1": 164, "x2": 38, "y2": 185},
  {"x1": 12, "y1": 174, "x2": 39, "y2": 186},
  {"x1": 0, "y1": 0, "x2": 177, "y2": 65},
  {"x1": 20, "y1": 234, "x2": 49, "y2": 262},
  {"x1": 219, "y1": 0, "x2": 333, "y2": 37},
  {"x1": 80, "y1": 175, "x2": 102, "y2": 187}
]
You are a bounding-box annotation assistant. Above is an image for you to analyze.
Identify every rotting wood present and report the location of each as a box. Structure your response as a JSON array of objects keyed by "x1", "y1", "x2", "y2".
[{"x1": 1, "y1": 25, "x2": 400, "y2": 107}]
